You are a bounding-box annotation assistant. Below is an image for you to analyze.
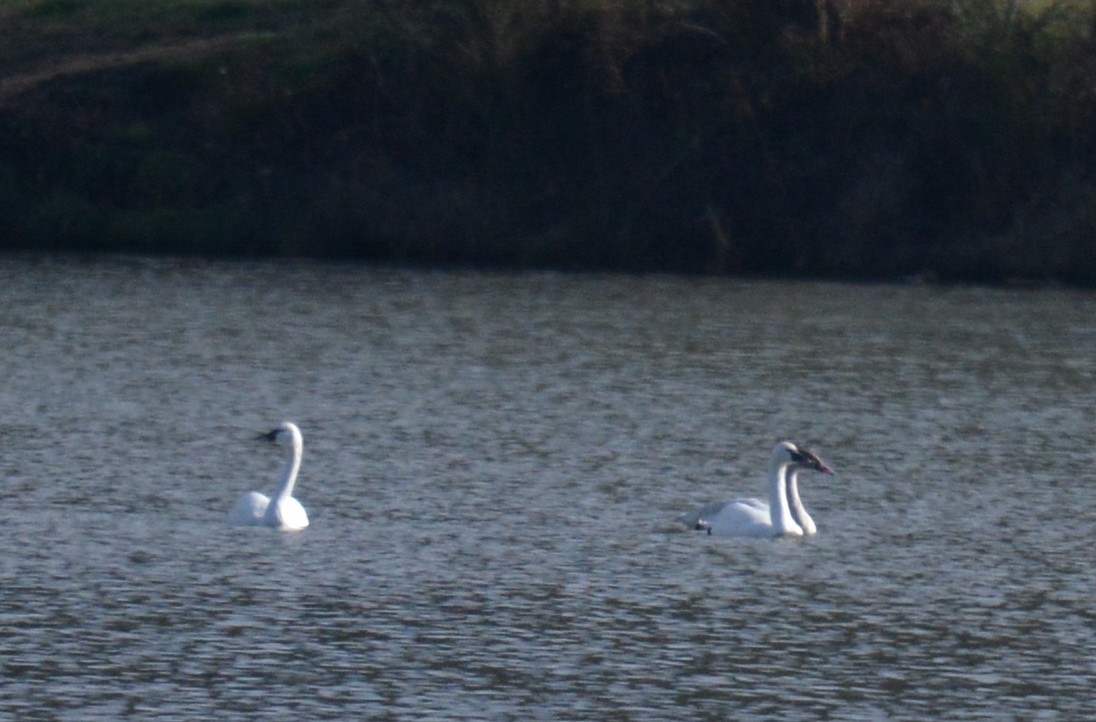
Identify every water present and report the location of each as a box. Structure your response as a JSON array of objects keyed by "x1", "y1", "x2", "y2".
[{"x1": 0, "y1": 256, "x2": 1093, "y2": 720}]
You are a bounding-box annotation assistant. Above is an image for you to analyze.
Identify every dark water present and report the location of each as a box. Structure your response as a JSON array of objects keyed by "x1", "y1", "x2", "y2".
[{"x1": 0, "y1": 257, "x2": 1093, "y2": 720}]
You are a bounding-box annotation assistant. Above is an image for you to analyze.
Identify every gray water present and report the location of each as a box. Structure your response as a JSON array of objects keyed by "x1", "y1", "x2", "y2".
[{"x1": 0, "y1": 256, "x2": 1093, "y2": 721}]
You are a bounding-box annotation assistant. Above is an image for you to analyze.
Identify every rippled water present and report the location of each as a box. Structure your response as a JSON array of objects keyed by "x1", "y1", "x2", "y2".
[{"x1": 1, "y1": 256, "x2": 1093, "y2": 720}]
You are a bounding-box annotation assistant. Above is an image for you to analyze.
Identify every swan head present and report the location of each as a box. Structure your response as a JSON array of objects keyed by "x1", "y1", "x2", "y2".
[
  {"x1": 257, "y1": 421, "x2": 302, "y2": 445},
  {"x1": 774, "y1": 440, "x2": 835, "y2": 475}
]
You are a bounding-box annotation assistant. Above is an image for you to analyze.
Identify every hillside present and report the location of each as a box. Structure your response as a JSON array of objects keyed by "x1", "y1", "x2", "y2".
[{"x1": 2, "y1": 0, "x2": 1095, "y2": 282}]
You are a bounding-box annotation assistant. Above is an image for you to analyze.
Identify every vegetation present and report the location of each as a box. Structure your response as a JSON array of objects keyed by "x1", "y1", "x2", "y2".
[{"x1": 1, "y1": 0, "x2": 1095, "y2": 282}]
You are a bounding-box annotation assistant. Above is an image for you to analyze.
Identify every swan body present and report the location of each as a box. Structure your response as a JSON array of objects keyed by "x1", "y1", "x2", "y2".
[
  {"x1": 680, "y1": 441, "x2": 832, "y2": 538},
  {"x1": 228, "y1": 421, "x2": 310, "y2": 530}
]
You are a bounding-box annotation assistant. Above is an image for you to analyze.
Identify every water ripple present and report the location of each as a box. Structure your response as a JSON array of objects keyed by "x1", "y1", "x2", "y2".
[{"x1": 0, "y1": 259, "x2": 1093, "y2": 719}]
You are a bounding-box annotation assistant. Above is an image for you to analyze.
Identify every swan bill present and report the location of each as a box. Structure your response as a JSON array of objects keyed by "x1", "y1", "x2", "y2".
[{"x1": 788, "y1": 445, "x2": 836, "y2": 475}]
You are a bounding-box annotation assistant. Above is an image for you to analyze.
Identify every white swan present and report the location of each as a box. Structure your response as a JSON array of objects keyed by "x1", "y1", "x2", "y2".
[
  {"x1": 228, "y1": 421, "x2": 310, "y2": 530},
  {"x1": 680, "y1": 441, "x2": 833, "y2": 537}
]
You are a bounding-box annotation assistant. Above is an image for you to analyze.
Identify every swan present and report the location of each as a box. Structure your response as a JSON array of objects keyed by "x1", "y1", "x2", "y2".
[
  {"x1": 680, "y1": 441, "x2": 833, "y2": 537},
  {"x1": 228, "y1": 421, "x2": 310, "y2": 530}
]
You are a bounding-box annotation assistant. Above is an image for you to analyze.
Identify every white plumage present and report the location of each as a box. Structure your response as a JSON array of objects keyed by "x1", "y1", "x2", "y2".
[
  {"x1": 680, "y1": 441, "x2": 832, "y2": 538},
  {"x1": 229, "y1": 421, "x2": 310, "y2": 531}
]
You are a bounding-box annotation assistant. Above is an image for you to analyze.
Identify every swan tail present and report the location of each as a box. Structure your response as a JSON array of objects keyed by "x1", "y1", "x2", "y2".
[{"x1": 679, "y1": 500, "x2": 735, "y2": 530}]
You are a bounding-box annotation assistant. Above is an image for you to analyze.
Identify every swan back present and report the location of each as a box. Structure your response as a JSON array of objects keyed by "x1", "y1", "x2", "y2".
[{"x1": 228, "y1": 490, "x2": 270, "y2": 525}]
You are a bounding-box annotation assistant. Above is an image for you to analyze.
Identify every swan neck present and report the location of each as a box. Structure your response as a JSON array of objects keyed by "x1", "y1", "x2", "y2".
[
  {"x1": 274, "y1": 435, "x2": 303, "y2": 500},
  {"x1": 768, "y1": 462, "x2": 802, "y2": 535},
  {"x1": 786, "y1": 469, "x2": 816, "y2": 535}
]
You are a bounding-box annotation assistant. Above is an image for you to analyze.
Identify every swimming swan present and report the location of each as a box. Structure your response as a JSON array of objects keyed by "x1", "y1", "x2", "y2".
[
  {"x1": 228, "y1": 421, "x2": 310, "y2": 530},
  {"x1": 680, "y1": 441, "x2": 833, "y2": 537}
]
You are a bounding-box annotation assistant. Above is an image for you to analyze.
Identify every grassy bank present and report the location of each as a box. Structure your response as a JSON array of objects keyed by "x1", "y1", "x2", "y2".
[{"x1": 1, "y1": 0, "x2": 1095, "y2": 282}]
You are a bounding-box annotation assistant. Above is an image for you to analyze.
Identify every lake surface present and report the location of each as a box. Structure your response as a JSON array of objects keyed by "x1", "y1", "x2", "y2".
[{"x1": 0, "y1": 256, "x2": 1093, "y2": 720}]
